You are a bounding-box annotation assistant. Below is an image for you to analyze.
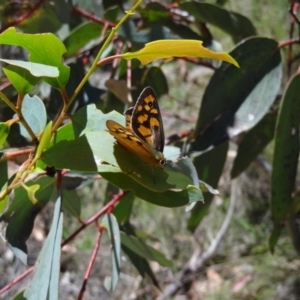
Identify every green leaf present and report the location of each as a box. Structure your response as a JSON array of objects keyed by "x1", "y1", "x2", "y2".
[
  {"x1": 271, "y1": 73, "x2": 300, "y2": 242},
  {"x1": 35, "y1": 121, "x2": 53, "y2": 159},
  {"x1": 180, "y1": 1, "x2": 256, "y2": 43},
  {"x1": 42, "y1": 135, "x2": 98, "y2": 172},
  {"x1": 72, "y1": 104, "x2": 111, "y2": 137},
  {"x1": 230, "y1": 64, "x2": 282, "y2": 136},
  {"x1": 64, "y1": 21, "x2": 104, "y2": 58},
  {"x1": 101, "y1": 171, "x2": 202, "y2": 207},
  {"x1": 61, "y1": 172, "x2": 94, "y2": 190},
  {"x1": 0, "y1": 154, "x2": 8, "y2": 213},
  {"x1": 113, "y1": 191, "x2": 134, "y2": 223},
  {"x1": 62, "y1": 189, "x2": 81, "y2": 218},
  {"x1": 122, "y1": 39, "x2": 239, "y2": 67},
  {"x1": 120, "y1": 223, "x2": 159, "y2": 287},
  {"x1": 142, "y1": 2, "x2": 207, "y2": 43},
  {"x1": 199, "y1": 180, "x2": 220, "y2": 195},
  {"x1": 24, "y1": 192, "x2": 63, "y2": 300},
  {"x1": 3, "y1": 65, "x2": 40, "y2": 94},
  {"x1": 0, "y1": 177, "x2": 55, "y2": 264},
  {"x1": 269, "y1": 225, "x2": 281, "y2": 254},
  {"x1": 188, "y1": 141, "x2": 228, "y2": 231},
  {"x1": 11, "y1": 290, "x2": 26, "y2": 300},
  {"x1": 141, "y1": 66, "x2": 169, "y2": 97},
  {"x1": 101, "y1": 214, "x2": 121, "y2": 291},
  {"x1": 193, "y1": 37, "x2": 281, "y2": 151},
  {"x1": 120, "y1": 232, "x2": 173, "y2": 267},
  {"x1": 52, "y1": 123, "x2": 75, "y2": 144},
  {"x1": 231, "y1": 111, "x2": 277, "y2": 178},
  {"x1": 24, "y1": 184, "x2": 40, "y2": 204},
  {"x1": 16, "y1": 94, "x2": 47, "y2": 139},
  {"x1": 0, "y1": 154, "x2": 8, "y2": 188},
  {"x1": 0, "y1": 27, "x2": 69, "y2": 89},
  {"x1": 0, "y1": 122, "x2": 9, "y2": 147},
  {"x1": 1, "y1": 59, "x2": 58, "y2": 77}
]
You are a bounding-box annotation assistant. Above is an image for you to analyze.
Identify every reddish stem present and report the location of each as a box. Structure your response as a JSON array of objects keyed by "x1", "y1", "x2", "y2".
[
  {"x1": 78, "y1": 225, "x2": 103, "y2": 300},
  {"x1": 62, "y1": 190, "x2": 126, "y2": 246},
  {"x1": 2, "y1": 148, "x2": 34, "y2": 161},
  {"x1": 72, "y1": 6, "x2": 115, "y2": 28},
  {"x1": 278, "y1": 38, "x2": 300, "y2": 48},
  {"x1": 0, "y1": 267, "x2": 34, "y2": 295}
]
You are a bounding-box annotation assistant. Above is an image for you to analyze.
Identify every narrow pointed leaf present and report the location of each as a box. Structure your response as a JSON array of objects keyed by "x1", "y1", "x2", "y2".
[
  {"x1": 122, "y1": 40, "x2": 239, "y2": 67},
  {"x1": 231, "y1": 111, "x2": 277, "y2": 178},
  {"x1": 188, "y1": 141, "x2": 228, "y2": 231},
  {"x1": 24, "y1": 193, "x2": 63, "y2": 300},
  {"x1": 180, "y1": 2, "x2": 256, "y2": 43},
  {"x1": 102, "y1": 214, "x2": 121, "y2": 291},
  {"x1": 193, "y1": 37, "x2": 281, "y2": 151},
  {"x1": 270, "y1": 73, "x2": 300, "y2": 249},
  {"x1": 120, "y1": 232, "x2": 173, "y2": 267},
  {"x1": 64, "y1": 21, "x2": 104, "y2": 58}
]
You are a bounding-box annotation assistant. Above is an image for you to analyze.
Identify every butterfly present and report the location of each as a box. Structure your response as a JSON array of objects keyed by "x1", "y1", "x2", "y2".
[{"x1": 106, "y1": 87, "x2": 166, "y2": 168}]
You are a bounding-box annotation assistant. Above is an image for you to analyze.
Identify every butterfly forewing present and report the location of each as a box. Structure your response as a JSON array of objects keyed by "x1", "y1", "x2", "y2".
[
  {"x1": 124, "y1": 107, "x2": 133, "y2": 130},
  {"x1": 106, "y1": 120, "x2": 158, "y2": 164},
  {"x1": 131, "y1": 87, "x2": 165, "y2": 153}
]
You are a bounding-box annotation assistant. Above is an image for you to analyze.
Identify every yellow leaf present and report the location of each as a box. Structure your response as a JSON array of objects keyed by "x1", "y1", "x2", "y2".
[
  {"x1": 25, "y1": 184, "x2": 40, "y2": 204},
  {"x1": 122, "y1": 40, "x2": 239, "y2": 67}
]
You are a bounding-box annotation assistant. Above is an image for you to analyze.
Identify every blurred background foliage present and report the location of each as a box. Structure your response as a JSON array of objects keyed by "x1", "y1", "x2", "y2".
[{"x1": 0, "y1": 0, "x2": 300, "y2": 299}]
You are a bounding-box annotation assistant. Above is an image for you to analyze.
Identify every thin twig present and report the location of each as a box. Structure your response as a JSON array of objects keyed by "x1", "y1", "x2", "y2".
[{"x1": 78, "y1": 225, "x2": 103, "y2": 300}]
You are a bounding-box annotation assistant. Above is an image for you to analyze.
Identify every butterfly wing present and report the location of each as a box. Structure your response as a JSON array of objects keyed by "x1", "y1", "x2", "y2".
[
  {"x1": 130, "y1": 87, "x2": 165, "y2": 153},
  {"x1": 124, "y1": 107, "x2": 133, "y2": 130},
  {"x1": 106, "y1": 120, "x2": 158, "y2": 164}
]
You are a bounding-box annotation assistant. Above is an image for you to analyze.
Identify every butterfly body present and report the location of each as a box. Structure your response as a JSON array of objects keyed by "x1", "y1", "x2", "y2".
[{"x1": 106, "y1": 87, "x2": 166, "y2": 167}]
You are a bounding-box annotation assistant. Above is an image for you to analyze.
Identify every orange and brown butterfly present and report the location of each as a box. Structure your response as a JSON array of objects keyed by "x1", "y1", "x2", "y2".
[{"x1": 106, "y1": 87, "x2": 166, "y2": 167}]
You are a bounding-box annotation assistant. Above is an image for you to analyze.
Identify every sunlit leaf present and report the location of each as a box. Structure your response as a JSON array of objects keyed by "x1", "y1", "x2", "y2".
[
  {"x1": 0, "y1": 27, "x2": 69, "y2": 89},
  {"x1": 35, "y1": 121, "x2": 52, "y2": 159},
  {"x1": 24, "y1": 184, "x2": 40, "y2": 204},
  {"x1": 122, "y1": 40, "x2": 239, "y2": 67},
  {"x1": 0, "y1": 59, "x2": 58, "y2": 77},
  {"x1": 0, "y1": 122, "x2": 9, "y2": 147},
  {"x1": 15, "y1": 94, "x2": 47, "y2": 139}
]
